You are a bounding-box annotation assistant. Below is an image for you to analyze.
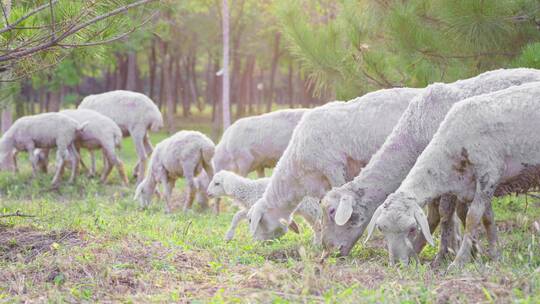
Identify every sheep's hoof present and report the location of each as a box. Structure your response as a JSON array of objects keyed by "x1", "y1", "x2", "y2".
[{"x1": 224, "y1": 232, "x2": 234, "y2": 242}]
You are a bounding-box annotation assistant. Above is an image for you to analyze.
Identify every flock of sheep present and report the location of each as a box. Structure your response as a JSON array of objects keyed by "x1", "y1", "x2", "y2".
[{"x1": 1, "y1": 68, "x2": 540, "y2": 270}]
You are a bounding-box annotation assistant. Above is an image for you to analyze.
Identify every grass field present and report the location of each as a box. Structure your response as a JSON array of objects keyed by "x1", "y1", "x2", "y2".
[{"x1": 1, "y1": 118, "x2": 540, "y2": 303}]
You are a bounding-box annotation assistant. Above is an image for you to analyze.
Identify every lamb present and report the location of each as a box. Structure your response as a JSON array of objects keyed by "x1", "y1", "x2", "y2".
[
  {"x1": 134, "y1": 131, "x2": 214, "y2": 213},
  {"x1": 366, "y1": 82, "x2": 540, "y2": 267},
  {"x1": 213, "y1": 108, "x2": 307, "y2": 177},
  {"x1": 0, "y1": 112, "x2": 86, "y2": 188},
  {"x1": 321, "y1": 68, "x2": 540, "y2": 257},
  {"x1": 207, "y1": 170, "x2": 322, "y2": 243},
  {"x1": 78, "y1": 90, "x2": 164, "y2": 184},
  {"x1": 247, "y1": 87, "x2": 423, "y2": 241}
]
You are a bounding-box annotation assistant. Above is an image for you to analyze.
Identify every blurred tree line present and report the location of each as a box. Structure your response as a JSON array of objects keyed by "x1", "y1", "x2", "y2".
[
  {"x1": 10, "y1": 0, "x2": 324, "y2": 135},
  {"x1": 4, "y1": 0, "x2": 540, "y2": 133}
]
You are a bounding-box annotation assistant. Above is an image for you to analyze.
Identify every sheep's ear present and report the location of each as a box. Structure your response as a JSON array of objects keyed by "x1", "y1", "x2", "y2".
[
  {"x1": 364, "y1": 205, "x2": 383, "y2": 244},
  {"x1": 289, "y1": 220, "x2": 300, "y2": 234},
  {"x1": 414, "y1": 205, "x2": 434, "y2": 246},
  {"x1": 249, "y1": 206, "x2": 263, "y2": 235},
  {"x1": 335, "y1": 195, "x2": 353, "y2": 226},
  {"x1": 133, "y1": 185, "x2": 142, "y2": 200}
]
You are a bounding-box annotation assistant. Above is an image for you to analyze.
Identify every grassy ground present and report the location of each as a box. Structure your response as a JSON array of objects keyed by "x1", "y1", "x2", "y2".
[{"x1": 1, "y1": 115, "x2": 540, "y2": 303}]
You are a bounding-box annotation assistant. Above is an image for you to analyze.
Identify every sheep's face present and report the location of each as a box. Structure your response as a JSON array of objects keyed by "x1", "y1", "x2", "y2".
[
  {"x1": 207, "y1": 172, "x2": 226, "y2": 198},
  {"x1": 365, "y1": 193, "x2": 434, "y2": 265},
  {"x1": 248, "y1": 199, "x2": 290, "y2": 241},
  {"x1": 376, "y1": 212, "x2": 417, "y2": 265},
  {"x1": 321, "y1": 188, "x2": 369, "y2": 256},
  {"x1": 134, "y1": 179, "x2": 153, "y2": 208}
]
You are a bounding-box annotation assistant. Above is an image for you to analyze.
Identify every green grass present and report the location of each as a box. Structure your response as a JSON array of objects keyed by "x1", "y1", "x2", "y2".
[{"x1": 1, "y1": 117, "x2": 540, "y2": 303}]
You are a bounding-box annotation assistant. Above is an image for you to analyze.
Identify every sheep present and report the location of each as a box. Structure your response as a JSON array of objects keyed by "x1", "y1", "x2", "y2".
[
  {"x1": 0, "y1": 112, "x2": 86, "y2": 188},
  {"x1": 365, "y1": 82, "x2": 540, "y2": 267},
  {"x1": 78, "y1": 90, "x2": 164, "y2": 184},
  {"x1": 213, "y1": 108, "x2": 307, "y2": 177},
  {"x1": 321, "y1": 68, "x2": 540, "y2": 257},
  {"x1": 134, "y1": 130, "x2": 214, "y2": 213},
  {"x1": 207, "y1": 170, "x2": 322, "y2": 243},
  {"x1": 60, "y1": 109, "x2": 128, "y2": 185},
  {"x1": 247, "y1": 87, "x2": 423, "y2": 241}
]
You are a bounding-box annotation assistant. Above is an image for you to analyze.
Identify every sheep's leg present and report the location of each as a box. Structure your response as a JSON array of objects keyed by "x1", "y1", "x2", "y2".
[
  {"x1": 481, "y1": 202, "x2": 499, "y2": 260},
  {"x1": 26, "y1": 144, "x2": 38, "y2": 177},
  {"x1": 213, "y1": 198, "x2": 221, "y2": 215},
  {"x1": 256, "y1": 168, "x2": 265, "y2": 178},
  {"x1": 39, "y1": 149, "x2": 50, "y2": 174},
  {"x1": 132, "y1": 130, "x2": 148, "y2": 184},
  {"x1": 432, "y1": 195, "x2": 457, "y2": 268},
  {"x1": 161, "y1": 176, "x2": 175, "y2": 213},
  {"x1": 225, "y1": 209, "x2": 248, "y2": 241},
  {"x1": 67, "y1": 144, "x2": 80, "y2": 184},
  {"x1": 51, "y1": 148, "x2": 69, "y2": 188},
  {"x1": 143, "y1": 133, "x2": 154, "y2": 155},
  {"x1": 413, "y1": 198, "x2": 440, "y2": 254},
  {"x1": 450, "y1": 186, "x2": 493, "y2": 268},
  {"x1": 100, "y1": 148, "x2": 114, "y2": 184},
  {"x1": 235, "y1": 153, "x2": 254, "y2": 177},
  {"x1": 12, "y1": 150, "x2": 18, "y2": 173},
  {"x1": 182, "y1": 163, "x2": 197, "y2": 212},
  {"x1": 195, "y1": 190, "x2": 209, "y2": 210},
  {"x1": 85, "y1": 149, "x2": 95, "y2": 177}
]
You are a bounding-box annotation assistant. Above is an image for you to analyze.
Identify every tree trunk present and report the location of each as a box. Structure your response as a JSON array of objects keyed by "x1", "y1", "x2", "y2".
[
  {"x1": 221, "y1": 0, "x2": 231, "y2": 129},
  {"x1": 125, "y1": 52, "x2": 138, "y2": 91},
  {"x1": 149, "y1": 39, "x2": 157, "y2": 100},
  {"x1": 163, "y1": 52, "x2": 175, "y2": 133},
  {"x1": 247, "y1": 57, "x2": 255, "y2": 114},
  {"x1": 288, "y1": 61, "x2": 294, "y2": 108},
  {"x1": 267, "y1": 32, "x2": 281, "y2": 112},
  {"x1": 205, "y1": 52, "x2": 214, "y2": 114}
]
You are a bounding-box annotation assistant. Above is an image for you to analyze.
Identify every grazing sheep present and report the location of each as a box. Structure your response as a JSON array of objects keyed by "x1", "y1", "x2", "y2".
[
  {"x1": 78, "y1": 90, "x2": 163, "y2": 184},
  {"x1": 213, "y1": 109, "x2": 307, "y2": 177},
  {"x1": 321, "y1": 68, "x2": 540, "y2": 257},
  {"x1": 366, "y1": 82, "x2": 540, "y2": 267},
  {"x1": 60, "y1": 109, "x2": 128, "y2": 185},
  {"x1": 248, "y1": 88, "x2": 423, "y2": 241},
  {"x1": 0, "y1": 113, "x2": 86, "y2": 188},
  {"x1": 207, "y1": 170, "x2": 321, "y2": 243},
  {"x1": 134, "y1": 131, "x2": 214, "y2": 213}
]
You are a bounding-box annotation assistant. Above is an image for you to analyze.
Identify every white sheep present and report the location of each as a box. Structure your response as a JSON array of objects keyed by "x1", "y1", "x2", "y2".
[
  {"x1": 248, "y1": 87, "x2": 423, "y2": 241},
  {"x1": 321, "y1": 68, "x2": 540, "y2": 257},
  {"x1": 0, "y1": 112, "x2": 86, "y2": 188},
  {"x1": 213, "y1": 109, "x2": 307, "y2": 177},
  {"x1": 78, "y1": 90, "x2": 163, "y2": 184},
  {"x1": 134, "y1": 130, "x2": 214, "y2": 213},
  {"x1": 207, "y1": 170, "x2": 322, "y2": 243},
  {"x1": 61, "y1": 109, "x2": 128, "y2": 185},
  {"x1": 366, "y1": 82, "x2": 540, "y2": 267}
]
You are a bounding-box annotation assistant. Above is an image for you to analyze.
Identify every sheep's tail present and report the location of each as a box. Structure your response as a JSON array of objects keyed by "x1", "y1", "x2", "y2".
[{"x1": 201, "y1": 145, "x2": 215, "y2": 179}]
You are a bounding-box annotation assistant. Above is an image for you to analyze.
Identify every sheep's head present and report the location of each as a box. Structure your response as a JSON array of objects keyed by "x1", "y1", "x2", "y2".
[
  {"x1": 207, "y1": 171, "x2": 228, "y2": 198},
  {"x1": 321, "y1": 187, "x2": 370, "y2": 256},
  {"x1": 134, "y1": 178, "x2": 154, "y2": 208},
  {"x1": 365, "y1": 192, "x2": 433, "y2": 265},
  {"x1": 248, "y1": 198, "x2": 299, "y2": 241}
]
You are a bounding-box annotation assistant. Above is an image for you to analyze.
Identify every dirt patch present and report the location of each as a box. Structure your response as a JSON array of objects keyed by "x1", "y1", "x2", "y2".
[
  {"x1": 0, "y1": 225, "x2": 83, "y2": 262},
  {"x1": 434, "y1": 277, "x2": 509, "y2": 303},
  {"x1": 267, "y1": 247, "x2": 301, "y2": 263}
]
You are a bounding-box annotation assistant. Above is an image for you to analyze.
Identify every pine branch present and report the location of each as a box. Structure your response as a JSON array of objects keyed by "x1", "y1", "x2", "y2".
[
  {"x1": 0, "y1": 0, "x2": 159, "y2": 63},
  {"x1": 0, "y1": 0, "x2": 58, "y2": 35}
]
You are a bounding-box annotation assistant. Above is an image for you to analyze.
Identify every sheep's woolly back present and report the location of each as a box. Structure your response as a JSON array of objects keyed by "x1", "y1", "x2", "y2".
[
  {"x1": 261, "y1": 87, "x2": 422, "y2": 213},
  {"x1": 216, "y1": 170, "x2": 270, "y2": 208},
  {"x1": 60, "y1": 109, "x2": 123, "y2": 147},
  {"x1": 339, "y1": 68, "x2": 540, "y2": 207},
  {"x1": 78, "y1": 90, "x2": 163, "y2": 133},
  {"x1": 213, "y1": 108, "x2": 307, "y2": 173},
  {"x1": 145, "y1": 130, "x2": 215, "y2": 181},
  {"x1": 399, "y1": 82, "x2": 540, "y2": 205}
]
